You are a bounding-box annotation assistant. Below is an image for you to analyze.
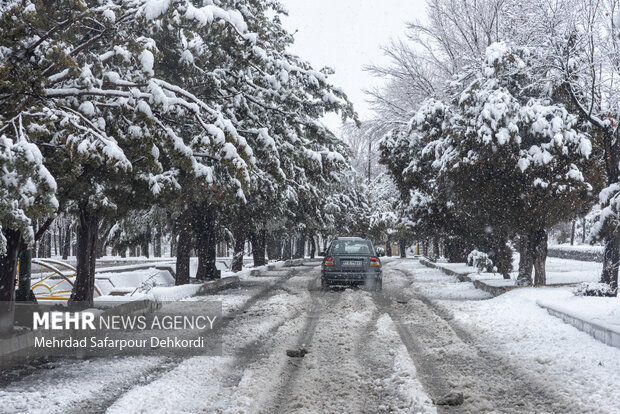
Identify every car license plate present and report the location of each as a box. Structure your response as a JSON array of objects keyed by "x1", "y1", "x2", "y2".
[{"x1": 341, "y1": 260, "x2": 360, "y2": 266}]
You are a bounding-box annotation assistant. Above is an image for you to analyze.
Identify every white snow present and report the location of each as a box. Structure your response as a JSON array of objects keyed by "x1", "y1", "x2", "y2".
[
  {"x1": 392, "y1": 259, "x2": 620, "y2": 412},
  {"x1": 139, "y1": 50, "x2": 154, "y2": 76},
  {"x1": 448, "y1": 287, "x2": 620, "y2": 413},
  {"x1": 426, "y1": 254, "x2": 603, "y2": 285}
]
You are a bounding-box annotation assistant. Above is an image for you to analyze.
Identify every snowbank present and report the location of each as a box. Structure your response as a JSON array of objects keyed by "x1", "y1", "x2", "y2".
[{"x1": 547, "y1": 244, "x2": 604, "y2": 262}]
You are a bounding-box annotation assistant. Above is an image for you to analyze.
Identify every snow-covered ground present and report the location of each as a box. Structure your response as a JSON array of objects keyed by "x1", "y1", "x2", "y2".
[
  {"x1": 393, "y1": 259, "x2": 620, "y2": 413},
  {"x1": 425, "y1": 255, "x2": 619, "y2": 346},
  {"x1": 435, "y1": 254, "x2": 602, "y2": 285},
  {"x1": 537, "y1": 292, "x2": 620, "y2": 331},
  {"x1": 2, "y1": 262, "x2": 436, "y2": 413},
  {"x1": 3, "y1": 258, "x2": 620, "y2": 413},
  {"x1": 448, "y1": 286, "x2": 620, "y2": 413}
]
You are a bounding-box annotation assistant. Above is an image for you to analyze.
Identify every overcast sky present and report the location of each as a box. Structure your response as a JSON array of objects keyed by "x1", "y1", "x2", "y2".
[{"x1": 281, "y1": 0, "x2": 427, "y2": 132}]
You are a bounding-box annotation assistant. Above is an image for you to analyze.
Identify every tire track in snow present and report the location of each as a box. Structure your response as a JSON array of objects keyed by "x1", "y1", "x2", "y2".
[
  {"x1": 380, "y1": 262, "x2": 572, "y2": 413},
  {"x1": 62, "y1": 267, "x2": 304, "y2": 414},
  {"x1": 269, "y1": 277, "x2": 343, "y2": 414}
]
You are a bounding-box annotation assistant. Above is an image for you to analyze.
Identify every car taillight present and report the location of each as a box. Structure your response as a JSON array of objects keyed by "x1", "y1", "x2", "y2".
[
  {"x1": 324, "y1": 256, "x2": 334, "y2": 266},
  {"x1": 370, "y1": 257, "x2": 381, "y2": 267}
]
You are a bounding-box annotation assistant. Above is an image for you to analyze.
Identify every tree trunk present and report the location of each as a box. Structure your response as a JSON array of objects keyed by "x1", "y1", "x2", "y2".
[
  {"x1": 141, "y1": 236, "x2": 149, "y2": 259},
  {"x1": 0, "y1": 229, "x2": 21, "y2": 333},
  {"x1": 517, "y1": 234, "x2": 534, "y2": 286},
  {"x1": 279, "y1": 235, "x2": 290, "y2": 260},
  {"x1": 97, "y1": 239, "x2": 105, "y2": 258},
  {"x1": 62, "y1": 221, "x2": 71, "y2": 259},
  {"x1": 488, "y1": 236, "x2": 512, "y2": 279},
  {"x1": 275, "y1": 235, "x2": 284, "y2": 260},
  {"x1": 431, "y1": 238, "x2": 440, "y2": 260},
  {"x1": 266, "y1": 232, "x2": 277, "y2": 260},
  {"x1": 400, "y1": 239, "x2": 407, "y2": 258},
  {"x1": 250, "y1": 231, "x2": 266, "y2": 267},
  {"x1": 16, "y1": 248, "x2": 36, "y2": 302},
  {"x1": 202, "y1": 209, "x2": 218, "y2": 279},
  {"x1": 232, "y1": 225, "x2": 245, "y2": 272},
  {"x1": 206, "y1": 224, "x2": 218, "y2": 279},
  {"x1": 600, "y1": 235, "x2": 619, "y2": 292},
  {"x1": 175, "y1": 207, "x2": 192, "y2": 285},
  {"x1": 45, "y1": 231, "x2": 52, "y2": 257},
  {"x1": 294, "y1": 232, "x2": 306, "y2": 259},
  {"x1": 69, "y1": 205, "x2": 99, "y2": 306},
  {"x1": 53, "y1": 225, "x2": 58, "y2": 256},
  {"x1": 570, "y1": 220, "x2": 576, "y2": 246},
  {"x1": 287, "y1": 235, "x2": 294, "y2": 260},
  {"x1": 309, "y1": 234, "x2": 316, "y2": 259},
  {"x1": 32, "y1": 220, "x2": 38, "y2": 258},
  {"x1": 533, "y1": 229, "x2": 548, "y2": 286},
  {"x1": 386, "y1": 235, "x2": 393, "y2": 257},
  {"x1": 259, "y1": 230, "x2": 267, "y2": 263},
  {"x1": 37, "y1": 232, "x2": 45, "y2": 258},
  {"x1": 154, "y1": 226, "x2": 162, "y2": 257},
  {"x1": 170, "y1": 235, "x2": 177, "y2": 258},
  {"x1": 195, "y1": 231, "x2": 207, "y2": 281},
  {"x1": 582, "y1": 217, "x2": 586, "y2": 244}
]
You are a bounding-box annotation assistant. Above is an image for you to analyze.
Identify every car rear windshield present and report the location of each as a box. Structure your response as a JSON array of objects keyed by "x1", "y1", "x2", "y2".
[{"x1": 329, "y1": 240, "x2": 375, "y2": 255}]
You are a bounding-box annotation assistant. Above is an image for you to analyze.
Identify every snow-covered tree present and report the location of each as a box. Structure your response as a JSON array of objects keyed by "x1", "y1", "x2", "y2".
[
  {"x1": 0, "y1": 0, "x2": 356, "y2": 305},
  {"x1": 553, "y1": 0, "x2": 620, "y2": 293},
  {"x1": 382, "y1": 43, "x2": 601, "y2": 283},
  {"x1": 0, "y1": 134, "x2": 57, "y2": 331}
]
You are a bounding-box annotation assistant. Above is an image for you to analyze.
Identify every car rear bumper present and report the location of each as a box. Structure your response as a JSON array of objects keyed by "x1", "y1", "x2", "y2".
[{"x1": 322, "y1": 271, "x2": 382, "y2": 284}]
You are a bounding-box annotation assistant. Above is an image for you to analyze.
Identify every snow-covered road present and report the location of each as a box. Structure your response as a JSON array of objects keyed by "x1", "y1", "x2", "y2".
[{"x1": 2, "y1": 259, "x2": 619, "y2": 413}]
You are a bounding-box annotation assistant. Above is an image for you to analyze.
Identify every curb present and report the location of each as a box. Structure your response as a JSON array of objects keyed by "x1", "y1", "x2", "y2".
[
  {"x1": 249, "y1": 259, "x2": 308, "y2": 276},
  {"x1": 419, "y1": 258, "x2": 509, "y2": 297},
  {"x1": 537, "y1": 302, "x2": 620, "y2": 349},
  {"x1": 195, "y1": 277, "x2": 239, "y2": 295},
  {"x1": 284, "y1": 258, "x2": 305, "y2": 267}
]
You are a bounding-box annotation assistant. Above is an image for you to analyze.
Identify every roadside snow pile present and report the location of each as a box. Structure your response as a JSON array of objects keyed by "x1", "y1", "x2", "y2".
[
  {"x1": 537, "y1": 291, "x2": 620, "y2": 330},
  {"x1": 95, "y1": 268, "x2": 175, "y2": 296},
  {"x1": 94, "y1": 259, "x2": 285, "y2": 302},
  {"x1": 446, "y1": 287, "x2": 620, "y2": 412},
  {"x1": 396, "y1": 261, "x2": 493, "y2": 300}
]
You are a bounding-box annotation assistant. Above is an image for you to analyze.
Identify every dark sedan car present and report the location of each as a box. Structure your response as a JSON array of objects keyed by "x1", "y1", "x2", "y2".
[{"x1": 320, "y1": 237, "x2": 382, "y2": 291}]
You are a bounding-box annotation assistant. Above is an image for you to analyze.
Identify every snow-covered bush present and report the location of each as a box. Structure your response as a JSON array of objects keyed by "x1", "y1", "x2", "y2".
[
  {"x1": 467, "y1": 250, "x2": 494, "y2": 273},
  {"x1": 573, "y1": 282, "x2": 617, "y2": 297}
]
